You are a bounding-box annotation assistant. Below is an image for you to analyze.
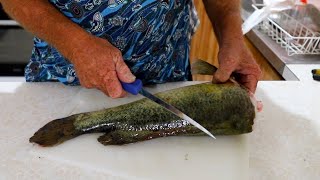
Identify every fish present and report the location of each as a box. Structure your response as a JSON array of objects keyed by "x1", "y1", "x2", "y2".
[{"x1": 29, "y1": 60, "x2": 256, "y2": 146}]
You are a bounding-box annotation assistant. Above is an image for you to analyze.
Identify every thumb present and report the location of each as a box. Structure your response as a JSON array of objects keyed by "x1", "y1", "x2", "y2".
[
  {"x1": 115, "y1": 58, "x2": 136, "y2": 83},
  {"x1": 213, "y1": 52, "x2": 238, "y2": 83},
  {"x1": 213, "y1": 67, "x2": 234, "y2": 83}
]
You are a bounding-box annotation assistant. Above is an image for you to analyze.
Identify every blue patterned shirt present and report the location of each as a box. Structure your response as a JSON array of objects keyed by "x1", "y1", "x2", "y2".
[{"x1": 25, "y1": 0, "x2": 199, "y2": 85}]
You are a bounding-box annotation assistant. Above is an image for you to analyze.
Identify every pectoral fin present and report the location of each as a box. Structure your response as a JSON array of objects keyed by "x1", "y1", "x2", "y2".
[
  {"x1": 97, "y1": 128, "x2": 197, "y2": 146},
  {"x1": 191, "y1": 59, "x2": 218, "y2": 75},
  {"x1": 97, "y1": 131, "x2": 150, "y2": 145}
]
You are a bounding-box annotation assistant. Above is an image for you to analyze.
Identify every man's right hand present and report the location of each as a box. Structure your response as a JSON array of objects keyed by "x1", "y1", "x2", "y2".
[
  {"x1": 71, "y1": 36, "x2": 136, "y2": 98},
  {"x1": 0, "y1": 0, "x2": 135, "y2": 98}
]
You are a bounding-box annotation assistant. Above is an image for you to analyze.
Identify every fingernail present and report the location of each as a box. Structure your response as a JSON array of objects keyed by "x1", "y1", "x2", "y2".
[{"x1": 126, "y1": 73, "x2": 136, "y2": 82}]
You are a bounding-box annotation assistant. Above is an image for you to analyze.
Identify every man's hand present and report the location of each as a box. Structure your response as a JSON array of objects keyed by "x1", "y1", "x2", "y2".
[
  {"x1": 0, "y1": 0, "x2": 135, "y2": 98},
  {"x1": 203, "y1": 0, "x2": 262, "y2": 93},
  {"x1": 71, "y1": 36, "x2": 136, "y2": 98},
  {"x1": 213, "y1": 42, "x2": 261, "y2": 93}
]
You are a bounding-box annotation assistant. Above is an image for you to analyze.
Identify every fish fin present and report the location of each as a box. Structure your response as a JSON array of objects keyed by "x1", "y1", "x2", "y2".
[
  {"x1": 191, "y1": 59, "x2": 218, "y2": 75},
  {"x1": 191, "y1": 59, "x2": 245, "y2": 88},
  {"x1": 97, "y1": 128, "x2": 197, "y2": 146},
  {"x1": 29, "y1": 115, "x2": 82, "y2": 147},
  {"x1": 97, "y1": 131, "x2": 145, "y2": 146}
]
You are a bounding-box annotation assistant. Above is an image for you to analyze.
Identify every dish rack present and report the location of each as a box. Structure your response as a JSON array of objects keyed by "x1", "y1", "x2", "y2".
[{"x1": 253, "y1": 4, "x2": 320, "y2": 56}]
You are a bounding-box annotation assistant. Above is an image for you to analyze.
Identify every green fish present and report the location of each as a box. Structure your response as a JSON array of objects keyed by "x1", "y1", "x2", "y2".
[{"x1": 29, "y1": 60, "x2": 255, "y2": 146}]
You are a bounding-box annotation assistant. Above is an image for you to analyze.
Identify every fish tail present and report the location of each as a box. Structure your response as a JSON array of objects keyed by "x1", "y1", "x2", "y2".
[
  {"x1": 191, "y1": 59, "x2": 218, "y2": 75},
  {"x1": 29, "y1": 115, "x2": 83, "y2": 147}
]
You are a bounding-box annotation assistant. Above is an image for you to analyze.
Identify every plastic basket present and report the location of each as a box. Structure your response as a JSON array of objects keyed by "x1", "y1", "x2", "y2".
[{"x1": 253, "y1": 4, "x2": 320, "y2": 56}]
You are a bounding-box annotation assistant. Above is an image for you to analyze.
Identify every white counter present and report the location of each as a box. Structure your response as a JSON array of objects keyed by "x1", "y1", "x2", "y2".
[
  {"x1": 0, "y1": 80, "x2": 319, "y2": 180},
  {"x1": 251, "y1": 81, "x2": 320, "y2": 179},
  {"x1": 287, "y1": 64, "x2": 320, "y2": 81},
  {"x1": 0, "y1": 76, "x2": 25, "y2": 82}
]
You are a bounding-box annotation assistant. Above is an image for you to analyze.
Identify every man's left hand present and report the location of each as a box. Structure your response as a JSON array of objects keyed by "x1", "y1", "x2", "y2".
[{"x1": 213, "y1": 41, "x2": 262, "y2": 93}]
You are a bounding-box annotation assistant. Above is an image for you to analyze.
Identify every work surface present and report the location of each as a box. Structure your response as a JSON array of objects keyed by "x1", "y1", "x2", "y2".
[{"x1": 1, "y1": 81, "x2": 319, "y2": 179}]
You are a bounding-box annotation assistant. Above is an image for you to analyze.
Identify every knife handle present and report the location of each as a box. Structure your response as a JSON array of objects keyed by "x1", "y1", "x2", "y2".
[{"x1": 120, "y1": 79, "x2": 143, "y2": 95}]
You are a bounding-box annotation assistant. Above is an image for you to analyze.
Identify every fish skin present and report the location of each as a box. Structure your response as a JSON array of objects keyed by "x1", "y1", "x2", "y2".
[{"x1": 29, "y1": 82, "x2": 255, "y2": 146}]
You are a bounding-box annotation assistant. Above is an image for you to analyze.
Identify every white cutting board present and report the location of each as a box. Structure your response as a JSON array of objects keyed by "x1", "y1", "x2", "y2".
[
  {"x1": 30, "y1": 135, "x2": 248, "y2": 180},
  {"x1": 1, "y1": 82, "x2": 249, "y2": 180}
]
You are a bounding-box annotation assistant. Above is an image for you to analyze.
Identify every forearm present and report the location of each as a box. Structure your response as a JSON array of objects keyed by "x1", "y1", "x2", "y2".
[
  {"x1": 203, "y1": 0, "x2": 243, "y2": 46},
  {"x1": 203, "y1": 1, "x2": 261, "y2": 93},
  {"x1": 0, "y1": 0, "x2": 90, "y2": 62}
]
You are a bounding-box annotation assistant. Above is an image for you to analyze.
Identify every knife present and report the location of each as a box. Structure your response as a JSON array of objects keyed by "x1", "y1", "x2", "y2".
[{"x1": 120, "y1": 79, "x2": 216, "y2": 139}]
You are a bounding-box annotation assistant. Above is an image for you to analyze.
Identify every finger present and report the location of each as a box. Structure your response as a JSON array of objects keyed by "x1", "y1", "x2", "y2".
[
  {"x1": 97, "y1": 85, "x2": 127, "y2": 97},
  {"x1": 213, "y1": 67, "x2": 235, "y2": 83},
  {"x1": 78, "y1": 77, "x2": 94, "y2": 89},
  {"x1": 114, "y1": 58, "x2": 136, "y2": 83},
  {"x1": 119, "y1": 90, "x2": 127, "y2": 98},
  {"x1": 96, "y1": 86, "x2": 110, "y2": 97},
  {"x1": 238, "y1": 74, "x2": 259, "y2": 93},
  {"x1": 236, "y1": 63, "x2": 262, "y2": 93},
  {"x1": 213, "y1": 55, "x2": 238, "y2": 83},
  {"x1": 74, "y1": 68, "x2": 92, "y2": 88},
  {"x1": 100, "y1": 70, "x2": 126, "y2": 98}
]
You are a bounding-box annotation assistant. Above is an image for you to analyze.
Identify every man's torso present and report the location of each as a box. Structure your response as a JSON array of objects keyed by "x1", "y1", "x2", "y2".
[{"x1": 25, "y1": 0, "x2": 199, "y2": 85}]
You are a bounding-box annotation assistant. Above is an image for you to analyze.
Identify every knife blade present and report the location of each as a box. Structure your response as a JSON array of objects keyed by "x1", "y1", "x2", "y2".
[{"x1": 120, "y1": 79, "x2": 216, "y2": 139}]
